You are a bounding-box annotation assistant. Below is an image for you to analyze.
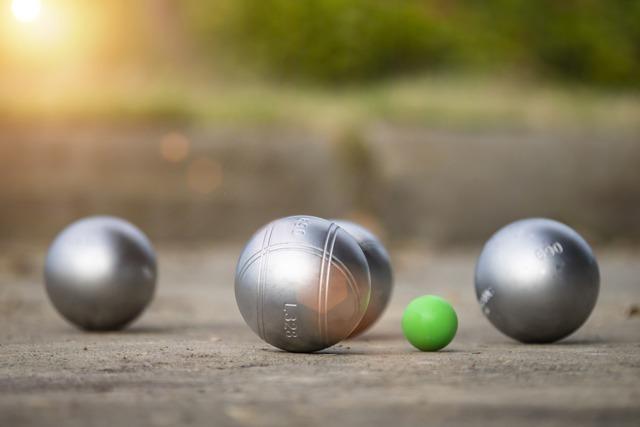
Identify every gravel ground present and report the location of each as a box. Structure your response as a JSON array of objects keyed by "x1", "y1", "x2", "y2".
[{"x1": 0, "y1": 246, "x2": 639, "y2": 427}]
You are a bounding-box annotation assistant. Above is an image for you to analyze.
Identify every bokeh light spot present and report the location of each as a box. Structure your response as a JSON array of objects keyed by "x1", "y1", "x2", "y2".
[
  {"x1": 186, "y1": 157, "x2": 223, "y2": 195},
  {"x1": 11, "y1": 0, "x2": 41, "y2": 23},
  {"x1": 160, "y1": 132, "x2": 190, "y2": 163}
]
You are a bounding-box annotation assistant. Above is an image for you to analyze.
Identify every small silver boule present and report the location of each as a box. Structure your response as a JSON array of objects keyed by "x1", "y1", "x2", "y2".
[
  {"x1": 475, "y1": 218, "x2": 600, "y2": 343},
  {"x1": 44, "y1": 216, "x2": 157, "y2": 331},
  {"x1": 235, "y1": 215, "x2": 371, "y2": 352},
  {"x1": 332, "y1": 220, "x2": 393, "y2": 337}
]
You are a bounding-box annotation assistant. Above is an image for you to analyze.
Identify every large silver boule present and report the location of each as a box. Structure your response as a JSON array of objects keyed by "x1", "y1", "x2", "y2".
[
  {"x1": 45, "y1": 216, "x2": 157, "y2": 331},
  {"x1": 235, "y1": 216, "x2": 371, "y2": 352},
  {"x1": 475, "y1": 218, "x2": 599, "y2": 343},
  {"x1": 332, "y1": 220, "x2": 393, "y2": 337}
]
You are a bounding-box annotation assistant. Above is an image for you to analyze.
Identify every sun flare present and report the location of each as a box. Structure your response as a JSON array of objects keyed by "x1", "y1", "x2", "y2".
[{"x1": 11, "y1": 0, "x2": 42, "y2": 23}]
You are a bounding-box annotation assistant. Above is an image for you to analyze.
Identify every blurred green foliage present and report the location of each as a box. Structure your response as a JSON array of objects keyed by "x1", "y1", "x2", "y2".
[{"x1": 186, "y1": 0, "x2": 640, "y2": 86}]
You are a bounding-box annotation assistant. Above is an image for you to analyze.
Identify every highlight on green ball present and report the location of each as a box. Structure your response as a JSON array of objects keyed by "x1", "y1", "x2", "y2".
[{"x1": 401, "y1": 295, "x2": 458, "y2": 352}]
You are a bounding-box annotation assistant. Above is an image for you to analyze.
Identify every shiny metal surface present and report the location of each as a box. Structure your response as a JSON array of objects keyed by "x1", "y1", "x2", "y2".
[
  {"x1": 475, "y1": 218, "x2": 600, "y2": 343},
  {"x1": 235, "y1": 216, "x2": 371, "y2": 352},
  {"x1": 332, "y1": 220, "x2": 393, "y2": 337},
  {"x1": 44, "y1": 216, "x2": 157, "y2": 331}
]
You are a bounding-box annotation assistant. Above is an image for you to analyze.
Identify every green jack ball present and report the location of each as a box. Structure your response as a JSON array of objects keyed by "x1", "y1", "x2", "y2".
[{"x1": 402, "y1": 295, "x2": 458, "y2": 351}]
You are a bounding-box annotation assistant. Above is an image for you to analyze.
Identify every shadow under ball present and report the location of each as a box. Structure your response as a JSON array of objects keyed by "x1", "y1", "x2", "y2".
[
  {"x1": 475, "y1": 218, "x2": 599, "y2": 343},
  {"x1": 235, "y1": 216, "x2": 371, "y2": 352},
  {"x1": 45, "y1": 216, "x2": 157, "y2": 331},
  {"x1": 332, "y1": 220, "x2": 393, "y2": 337}
]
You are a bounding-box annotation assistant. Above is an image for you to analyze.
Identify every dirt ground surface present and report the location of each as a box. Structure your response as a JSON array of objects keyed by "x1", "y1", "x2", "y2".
[{"x1": 1, "y1": 246, "x2": 639, "y2": 427}]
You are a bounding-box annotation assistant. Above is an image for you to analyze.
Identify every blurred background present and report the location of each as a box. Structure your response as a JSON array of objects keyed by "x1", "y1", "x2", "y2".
[{"x1": 1, "y1": 0, "x2": 639, "y2": 253}]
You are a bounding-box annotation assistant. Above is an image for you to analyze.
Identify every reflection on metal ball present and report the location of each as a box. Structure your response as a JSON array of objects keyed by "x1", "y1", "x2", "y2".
[
  {"x1": 44, "y1": 216, "x2": 157, "y2": 331},
  {"x1": 475, "y1": 218, "x2": 599, "y2": 343},
  {"x1": 235, "y1": 216, "x2": 371, "y2": 352},
  {"x1": 332, "y1": 220, "x2": 393, "y2": 337}
]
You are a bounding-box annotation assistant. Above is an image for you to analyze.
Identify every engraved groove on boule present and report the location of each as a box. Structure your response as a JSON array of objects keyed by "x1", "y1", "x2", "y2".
[
  {"x1": 238, "y1": 242, "x2": 320, "y2": 279},
  {"x1": 234, "y1": 216, "x2": 371, "y2": 352},
  {"x1": 237, "y1": 244, "x2": 360, "y2": 303},
  {"x1": 323, "y1": 223, "x2": 339, "y2": 345},
  {"x1": 256, "y1": 224, "x2": 275, "y2": 339},
  {"x1": 318, "y1": 223, "x2": 337, "y2": 345}
]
